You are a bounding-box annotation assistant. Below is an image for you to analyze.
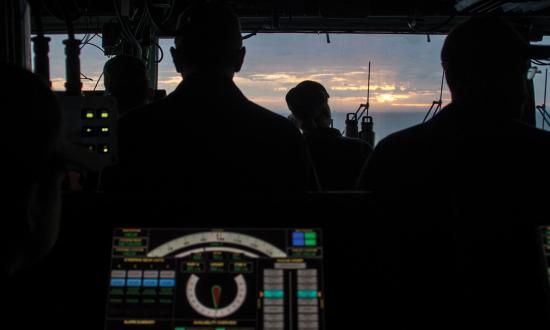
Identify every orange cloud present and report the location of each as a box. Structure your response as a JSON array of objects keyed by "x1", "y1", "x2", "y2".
[
  {"x1": 331, "y1": 84, "x2": 397, "y2": 92},
  {"x1": 375, "y1": 93, "x2": 410, "y2": 103},
  {"x1": 391, "y1": 103, "x2": 433, "y2": 107},
  {"x1": 158, "y1": 76, "x2": 182, "y2": 89}
]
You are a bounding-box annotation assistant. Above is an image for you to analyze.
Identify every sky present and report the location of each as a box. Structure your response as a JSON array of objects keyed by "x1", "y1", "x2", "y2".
[{"x1": 42, "y1": 33, "x2": 550, "y2": 141}]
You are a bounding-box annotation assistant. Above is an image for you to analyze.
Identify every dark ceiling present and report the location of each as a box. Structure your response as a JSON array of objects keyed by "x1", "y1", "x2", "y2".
[{"x1": 33, "y1": 0, "x2": 550, "y2": 37}]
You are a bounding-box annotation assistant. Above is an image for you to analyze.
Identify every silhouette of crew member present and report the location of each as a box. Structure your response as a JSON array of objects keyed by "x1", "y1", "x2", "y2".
[
  {"x1": 357, "y1": 17, "x2": 550, "y2": 327},
  {"x1": 102, "y1": 3, "x2": 309, "y2": 194},
  {"x1": 1, "y1": 64, "x2": 67, "y2": 328},
  {"x1": 103, "y1": 55, "x2": 151, "y2": 117},
  {"x1": 286, "y1": 81, "x2": 371, "y2": 190},
  {"x1": 1, "y1": 64, "x2": 64, "y2": 277}
]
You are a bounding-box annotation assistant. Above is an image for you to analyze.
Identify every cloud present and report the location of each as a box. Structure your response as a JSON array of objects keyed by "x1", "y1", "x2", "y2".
[
  {"x1": 375, "y1": 93, "x2": 410, "y2": 103},
  {"x1": 391, "y1": 103, "x2": 433, "y2": 107},
  {"x1": 51, "y1": 78, "x2": 65, "y2": 91},
  {"x1": 331, "y1": 84, "x2": 397, "y2": 92},
  {"x1": 158, "y1": 76, "x2": 182, "y2": 90}
]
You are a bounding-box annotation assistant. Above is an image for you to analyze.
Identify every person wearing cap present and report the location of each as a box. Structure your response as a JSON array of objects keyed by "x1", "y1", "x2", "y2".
[
  {"x1": 286, "y1": 80, "x2": 372, "y2": 190},
  {"x1": 356, "y1": 17, "x2": 550, "y2": 327},
  {"x1": 103, "y1": 55, "x2": 152, "y2": 117},
  {"x1": 102, "y1": 3, "x2": 311, "y2": 194}
]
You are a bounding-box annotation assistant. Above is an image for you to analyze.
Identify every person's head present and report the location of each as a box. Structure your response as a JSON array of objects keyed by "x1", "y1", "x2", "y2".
[
  {"x1": 103, "y1": 55, "x2": 150, "y2": 114},
  {"x1": 441, "y1": 16, "x2": 530, "y2": 118},
  {"x1": 286, "y1": 81, "x2": 331, "y2": 132},
  {"x1": 170, "y1": 2, "x2": 246, "y2": 78},
  {"x1": 1, "y1": 63, "x2": 64, "y2": 274}
]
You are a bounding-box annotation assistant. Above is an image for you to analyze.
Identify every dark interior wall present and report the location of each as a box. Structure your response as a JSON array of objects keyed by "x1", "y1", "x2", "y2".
[{"x1": 1, "y1": 0, "x2": 31, "y2": 67}]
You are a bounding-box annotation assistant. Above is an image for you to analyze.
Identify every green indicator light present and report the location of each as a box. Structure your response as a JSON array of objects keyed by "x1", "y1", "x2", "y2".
[
  {"x1": 100, "y1": 112, "x2": 109, "y2": 118},
  {"x1": 305, "y1": 239, "x2": 316, "y2": 246},
  {"x1": 264, "y1": 290, "x2": 284, "y2": 299},
  {"x1": 215, "y1": 328, "x2": 226, "y2": 330},
  {"x1": 175, "y1": 327, "x2": 185, "y2": 330},
  {"x1": 305, "y1": 232, "x2": 317, "y2": 239},
  {"x1": 101, "y1": 127, "x2": 109, "y2": 132},
  {"x1": 297, "y1": 290, "x2": 318, "y2": 299},
  {"x1": 86, "y1": 113, "x2": 94, "y2": 119}
]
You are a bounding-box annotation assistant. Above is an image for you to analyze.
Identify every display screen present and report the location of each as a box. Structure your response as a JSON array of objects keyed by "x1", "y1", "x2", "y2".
[{"x1": 105, "y1": 228, "x2": 325, "y2": 330}]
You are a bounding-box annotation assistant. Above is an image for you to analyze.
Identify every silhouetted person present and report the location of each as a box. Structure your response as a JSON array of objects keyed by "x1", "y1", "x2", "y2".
[
  {"x1": 1, "y1": 63, "x2": 64, "y2": 325},
  {"x1": 357, "y1": 17, "x2": 550, "y2": 327},
  {"x1": 102, "y1": 3, "x2": 309, "y2": 194},
  {"x1": 103, "y1": 54, "x2": 151, "y2": 117},
  {"x1": 286, "y1": 81, "x2": 371, "y2": 190}
]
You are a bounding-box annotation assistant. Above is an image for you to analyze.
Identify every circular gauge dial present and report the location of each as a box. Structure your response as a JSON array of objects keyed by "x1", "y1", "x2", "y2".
[{"x1": 186, "y1": 274, "x2": 248, "y2": 319}]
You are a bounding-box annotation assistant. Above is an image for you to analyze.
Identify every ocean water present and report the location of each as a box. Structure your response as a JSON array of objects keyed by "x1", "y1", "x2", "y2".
[
  {"x1": 331, "y1": 111, "x2": 427, "y2": 144},
  {"x1": 276, "y1": 110, "x2": 550, "y2": 146},
  {"x1": 275, "y1": 110, "x2": 428, "y2": 145}
]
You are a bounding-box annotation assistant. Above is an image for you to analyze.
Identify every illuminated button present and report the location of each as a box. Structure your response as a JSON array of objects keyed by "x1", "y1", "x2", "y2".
[
  {"x1": 110, "y1": 278, "x2": 125, "y2": 287},
  {"x1": 82, "y1": 108, "x2": 95, "y2": 119},
  {"x1": 81, "y1": 126, "x2": 95, "y2": 137},
  {"x1": 298, "y1": 269, "x2": 317, "y2": 276},
  {"x1": 111, "y1": 270, "x2": 126, "y2": 278},
  {"x1": 263, "y1": 298, "x2": 284, "y2": 306},
  {"x1": 126, "y1": 278, "x2": 142, "y2": 287},
  {"x1": 143, "y1": 279, "x2": 158, "y2": 287},
  {"x1": 98, "y1": 109, "x2": 110, "y2": 119},
  {"x1": 159, "y1": 279, "x2": 175, "y2": 287},
  {"x1": 127, "y1": 270, "x2": 143, "y2": 278},
  {"x1": 143, "y1": 270, "x2": 159, "y2": 278},
  {"x1": 175, "y1": 327, "x2": 185, "y2": 330},
  {"x1": 297, "y1": 290, "x2": 318, "y2": 299},
  {"x1": 264, "y1": 314, "x2": 284, "y2": 321},
  {"x1": 293, "y1": 232, "x2": 305, "y2": 246},
  {"x1": 304, "y1": 232, "x2": 317, "y2": 246},
  {"x1": 298, "y1": 299, "x2": 318, "y2": 306},
  {"x1": 298, "y1": 306, "x2": 318, "y2": 313},
  {"x1": 98, "y1": 144, "x2": 111, "y2": 154},
  {"x1": 305, "y1": 232, "x2": 316, "y2": 239},
  {"x1": 264, "y1": 306, "x2": 284, "y2": 313},
  {"x1": 264, "y1": 290, "x2": 284, "y2": 299},
  {"x1": 99, "y1": 127, "x2": 110, "y2": 136},
  {"x1": 305, "y1": 239, "x2": 316, "y2": 246},
  {"x1": 160, "y1": 270, "x2": 176, "y2": 278}
]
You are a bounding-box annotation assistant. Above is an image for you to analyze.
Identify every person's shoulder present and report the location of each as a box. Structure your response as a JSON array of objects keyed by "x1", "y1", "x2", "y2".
[
  {"x1": 511, "y1": 120, "x2": 550, "y2": 152},
  {"x1": 119, "y1": 95, "x2": 175, "y2": 130},
  {"x1": 338, "y1": 135, "x2": 373, "y2": 152},
  {"x1": 243, "y1": 101, "x2": 301, "y2": 137},
  {"x1": 514, "y1": 120, "x2": 550, "y2": 138},
  {"x1": 375, "y1": 122, "x2": 430, "y2": 153}
]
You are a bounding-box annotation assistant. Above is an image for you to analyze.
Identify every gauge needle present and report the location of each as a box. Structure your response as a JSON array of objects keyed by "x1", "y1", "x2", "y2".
[{"x1": 212, "y1": 285, "x2": 222, "y2": 310}]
